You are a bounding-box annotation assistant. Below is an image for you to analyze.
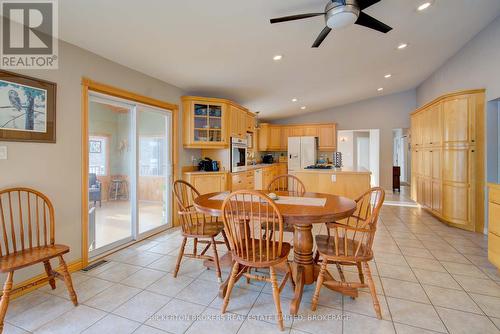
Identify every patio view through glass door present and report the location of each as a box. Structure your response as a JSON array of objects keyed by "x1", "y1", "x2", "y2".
[{"x1": 87, "y1": 93, "x2": 172, "y2": 258}]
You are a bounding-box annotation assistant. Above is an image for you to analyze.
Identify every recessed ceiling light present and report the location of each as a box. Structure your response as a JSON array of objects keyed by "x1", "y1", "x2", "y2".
[
  {"x1": 377, "y1": 87, "x2": 384, "y2": 92},
  {"x1": 397, "y1": 43, "x2": 408, "y2": 50},
  {"x1": 417, "y1": 2, "x2": 432, "y2": 11},
  {"x1": 300, "y1": 106, "x2": 307, "y2": 110},
  {"x1": 273, "y1": 55, "x2": 283, "y2": 61},
  {"x1": 384, "y1": 74, "x2": 392, "y2": 79},
  {"x1": 292, "y1": 98, "x2": 298, "y2": 102}
]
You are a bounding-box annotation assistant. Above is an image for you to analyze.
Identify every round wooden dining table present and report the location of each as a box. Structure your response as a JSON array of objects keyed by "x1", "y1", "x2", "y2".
[{"x1": 194, "y1": 190, "x2": 357, "y2": 315}]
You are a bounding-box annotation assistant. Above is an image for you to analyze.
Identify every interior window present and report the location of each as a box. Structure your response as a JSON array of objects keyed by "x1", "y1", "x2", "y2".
[{"x1": 89, "y1": 136, "x2": 108, "y2": 176}]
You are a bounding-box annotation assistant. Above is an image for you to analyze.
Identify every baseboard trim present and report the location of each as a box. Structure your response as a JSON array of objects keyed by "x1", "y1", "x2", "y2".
[{"x1": 8, "y1": 259, "x2": 83, "y2": 300}]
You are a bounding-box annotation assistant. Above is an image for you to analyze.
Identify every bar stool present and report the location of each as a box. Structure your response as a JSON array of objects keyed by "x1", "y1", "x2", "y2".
[{"x1": 109, "y1": 179, "x2": 128, "y2": 200}]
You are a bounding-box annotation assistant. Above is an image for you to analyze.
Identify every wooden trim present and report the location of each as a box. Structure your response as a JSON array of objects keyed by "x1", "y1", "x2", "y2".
[
  {"x1": 181, "y1": 95, "x2": 255, "y2": 116},
  {"x1": 81, "y1": 78, "x2": 179, "y2": 267},
  {"x1": 411, "y1": 89, "x2": 486, "y2": 115},
  {"x1": 258, "y1": 122, "x2": 338, "y2": 127},
  {"x1": 9, "y1": 259, "x2": 83, "y2": 300},
  {"x1": 82, "y1": 78, "x2": 179, "y2": 111},
  {"x1": 81, "y1": 83, "x2": 89, "y2": 266}
]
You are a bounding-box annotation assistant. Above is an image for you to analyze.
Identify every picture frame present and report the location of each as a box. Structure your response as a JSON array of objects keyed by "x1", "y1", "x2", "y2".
[{"x1": 0, "y1": 70, "x2": 56, "y2": 143}]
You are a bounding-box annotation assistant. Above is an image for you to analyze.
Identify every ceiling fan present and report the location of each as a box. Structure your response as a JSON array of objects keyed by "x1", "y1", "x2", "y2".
[{"x1": 270, "y1": 0, "x2": 392, "y2": 48}]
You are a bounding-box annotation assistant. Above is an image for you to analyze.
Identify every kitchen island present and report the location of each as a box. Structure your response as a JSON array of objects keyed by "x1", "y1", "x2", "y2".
[{"x1": 290, "y1": 167, "x2": 372, "y2": 200}]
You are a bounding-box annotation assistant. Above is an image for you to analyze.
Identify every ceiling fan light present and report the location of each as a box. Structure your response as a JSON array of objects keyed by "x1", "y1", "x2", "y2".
[
  {"x1": 326, "y1": 11, "x2": 358, "y2": 29},
  {"x1": 325, "y1": 3, "x2": 360, "y2": 29}
]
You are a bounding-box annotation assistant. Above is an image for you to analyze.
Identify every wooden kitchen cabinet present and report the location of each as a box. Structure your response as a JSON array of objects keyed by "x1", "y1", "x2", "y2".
[
  {"x1": 410, "y1": 89, "x2": 484, "y2": 232},
  {"x1": 280, "y1": 127, "x2": 291, "y2": 151},
  {"x1": 258, "y1": 123, "x2": 337, "y2": 152},
  {"x1": 317, "y1": 124, "x2": 337, "y2": 150},
  {"x1": 246, "y1": 113, "x2": 255, "y2": 132},
  {"x1": 231, "y1": 170, "x2": 255, "y2": 191},
  {"x1": 269, "y1": 127, "x2": 282, "y2": 150},
  {"x1": 442, "y1": 95, "x2": 474, "y2": 145},
  {"x1": 183, "y1": 172, "x2": 227, "y2": 195},
  {"x1": 488, "y1": 183, "x2": 500, "y2": 270},
  {"x1": 182, "y1": 96, "x2": 229, "y2": 149},
  {"x1": 262, "y1": 165, "x2": 278, "y2": 189},
  {"x1": 230, "y1": 104, "x2": 248, "y2": 139}
]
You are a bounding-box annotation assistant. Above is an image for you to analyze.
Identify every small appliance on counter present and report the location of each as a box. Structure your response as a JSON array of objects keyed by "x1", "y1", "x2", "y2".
[
  {"x1": 198, "y1": 157, "x2": 219, "y2": 172},
  {"x1": 262, "y1": 154, "x2": 274, "y2": 164}
]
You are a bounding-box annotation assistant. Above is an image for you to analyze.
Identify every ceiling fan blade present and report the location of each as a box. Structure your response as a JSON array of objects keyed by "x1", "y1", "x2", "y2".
[
  {"x1": 356, "y1": 0, "x2": 382, "y2": 10},
  {"x1": 355, "y1": 12, "x2": 392, "y2": 33},
  {"x1": 270, "y1": 13, "x2": 324, "y2": 24},
  {"x1": 312, "y1": 26, "x2": 332, "y2": 48}
]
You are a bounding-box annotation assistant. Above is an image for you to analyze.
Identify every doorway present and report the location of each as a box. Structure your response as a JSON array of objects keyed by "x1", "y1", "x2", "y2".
[
  {"x1": 337, "y1": 129, "x2": 380, "y2": 186},
  {"x1": 393, "y1": 128, "x2": 411, "y2": 185},
  {"x1": 85, "y1": 90, "x2": 174, "y2": 259}
]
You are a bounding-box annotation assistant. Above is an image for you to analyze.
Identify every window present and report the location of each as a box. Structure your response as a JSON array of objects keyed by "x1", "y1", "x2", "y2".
[
  {"x1": 139, "y1": 137, "x2": 165, "y2": 176},
  {"x1": 89, "y1": 136, "x2": 107, "y2": 176}
]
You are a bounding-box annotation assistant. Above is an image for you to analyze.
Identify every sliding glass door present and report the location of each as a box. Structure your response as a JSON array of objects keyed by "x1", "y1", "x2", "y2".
[
  {"x1": 87, "y1": 92, "x2": 172, "y2": 258},
  {"x1": 137, "y1": 105, "x2": 172, "y2": 235}
]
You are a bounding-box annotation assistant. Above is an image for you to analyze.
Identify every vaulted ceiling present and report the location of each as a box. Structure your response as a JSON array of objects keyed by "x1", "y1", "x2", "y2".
[{"x1": 60, "y1": 0, "x2": 500, "y2": 119}]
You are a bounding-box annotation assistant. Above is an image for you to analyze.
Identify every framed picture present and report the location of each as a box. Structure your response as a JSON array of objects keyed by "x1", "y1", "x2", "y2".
[
  {"x1": 89, "y1": 140, "x2": 102, "y2": 153},
  {"x1": 0, "y1": 70, "x2": 56, "y2": 143}
]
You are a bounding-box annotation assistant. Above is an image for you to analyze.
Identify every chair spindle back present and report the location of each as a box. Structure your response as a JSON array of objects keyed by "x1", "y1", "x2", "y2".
[
  {"x1": 0, "y1": 188, "x2": 55, "y2": 256},
  {"x1": 267, "y1": 174, "x2": 306, "y2": 195},
  {"x1": 172, "y1": 180, "x2": 218, "y2": 235},
  {"x1": 222, "y1": 190, "x2": 284, "y2": 264},
  {"x1": 330, "y1": 187, "x2": 385, "y2": 259}
]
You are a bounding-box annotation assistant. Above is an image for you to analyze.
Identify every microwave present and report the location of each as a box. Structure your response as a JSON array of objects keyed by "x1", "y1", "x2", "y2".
[{"x1": 230, "y1": 137, "x2": 247, "y2": 172}]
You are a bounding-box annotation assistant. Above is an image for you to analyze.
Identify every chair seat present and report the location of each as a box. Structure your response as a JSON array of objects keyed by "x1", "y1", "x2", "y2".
[
  {"x1": 260, "y1": 221, "x2": 294, "y2": 233},
  {"x1": 315, "y1": 235, "x2": 372, "y2": 261},
  {"x1": 0, "y1": 244, "x2": 70, "y2": 272},
  {"x1": 182, "y1": 222, "x2": 225, "y2": 238},
  {"x1": 233, "y1": 240, "x2": 291, "y2": 267}
]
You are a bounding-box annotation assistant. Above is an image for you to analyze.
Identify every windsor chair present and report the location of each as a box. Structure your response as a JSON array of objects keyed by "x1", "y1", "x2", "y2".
[
  {"x1": 172, "y1": 180, "x2": 230, "y2": 282},
  {"x1": 264, "y1": 174, "x2": 306, "y2": 238},
  {"x1": 311, "y1": 187, "x2": 385, "y2": 319},
  {"x1": 0, "y1": 188, "x2": 78, "y2": 332},
  {"x1": 221, "y1": 190, "x2": 294, "y2": 331}
]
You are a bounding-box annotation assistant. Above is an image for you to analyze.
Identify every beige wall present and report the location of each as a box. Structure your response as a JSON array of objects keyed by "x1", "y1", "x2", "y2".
[
  {"x1": 417, "y1": 15, "x2": 500, "y2": 105},
  {"x1": 273, "y1": 90, "x2": 417, "y2": 190},
  {"x1": 0, "y1": 40, "x2": 200, "y2": 283}
]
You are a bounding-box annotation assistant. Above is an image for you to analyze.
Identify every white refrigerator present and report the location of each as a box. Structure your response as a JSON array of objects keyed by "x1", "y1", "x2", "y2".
[{"x1": 288, "y1": 137, "x2": 317, "y2": 171}]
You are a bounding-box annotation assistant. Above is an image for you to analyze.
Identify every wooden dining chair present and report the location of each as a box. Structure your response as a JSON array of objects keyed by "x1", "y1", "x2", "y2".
[
  {"x1": 0, "y1": 188, "x2": 78, "y2": 332},
  {"x1": 264, "y1": 174, "x2": 306, "y2": 239},
  {"x1": 267, "y1": 174, "x2": 306, "y2": 195},
  {"x1": 311, "y1": 187, "x2": 385, "y2": 319},
  {"x1": 172, "y1": 180, "x2": 230, "y2": 282},
  {"x1": 221, "y1": 190, "x2": 294, "y2": 331}
]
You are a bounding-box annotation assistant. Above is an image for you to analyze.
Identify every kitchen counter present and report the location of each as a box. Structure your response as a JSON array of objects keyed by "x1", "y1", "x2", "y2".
[
  {"x1": 233, "y1": 162, "x2": 285, "y2": 173},
  {"x1": 183, "y1": 162, "x2": 286, "y2": 175},
  {"x1": 290, "y1": 167, "x2": 371, "y2": 200},
  {"x1": 182, "y1": 170, "x2": 228, "y2": 175},
  {"x1": 291, "y1": 167, "x2": 371, "y2": 175}
]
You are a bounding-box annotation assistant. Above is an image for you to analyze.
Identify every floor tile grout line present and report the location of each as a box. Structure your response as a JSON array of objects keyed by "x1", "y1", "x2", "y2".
[
  {"x1": 388, "y1": 229, "x2": 451, "y2": 333},
  {"x1": 392, "y1": 208, "x2": 500, "y2": 332}
]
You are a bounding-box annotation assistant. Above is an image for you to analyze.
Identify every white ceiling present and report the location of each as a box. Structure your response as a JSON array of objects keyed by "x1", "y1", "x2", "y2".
[{"x1": 60, "y1": 0, "x2": 500, "y2": 120}]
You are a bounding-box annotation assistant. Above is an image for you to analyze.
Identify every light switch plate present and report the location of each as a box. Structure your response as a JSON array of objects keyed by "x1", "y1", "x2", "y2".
[
  {"x1": 331, "y1": 174, "x2": 336, "y2": 182},
  {"x1": 0, "y1": 146, "x2": 7, "y2": 160}
]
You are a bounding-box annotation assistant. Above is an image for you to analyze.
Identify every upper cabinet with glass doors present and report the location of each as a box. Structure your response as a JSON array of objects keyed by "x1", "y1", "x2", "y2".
[
  {"x1": 182, "y1": 96, "x2": 256, "y2": 148},
  {"x1": 183, "y1": 96, "x2": 229, "y2": 148}
]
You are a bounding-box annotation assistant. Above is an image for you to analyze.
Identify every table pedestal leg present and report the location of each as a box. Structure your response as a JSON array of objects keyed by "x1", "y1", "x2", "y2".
[{"x1": 290, "y1": 224, "x2": 314, "y2": 315}]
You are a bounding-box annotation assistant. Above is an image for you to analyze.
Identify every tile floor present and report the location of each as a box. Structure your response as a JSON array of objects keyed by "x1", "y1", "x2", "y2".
[{"x1": 4, "y1": 189, "x2": 500, "y2": 334}]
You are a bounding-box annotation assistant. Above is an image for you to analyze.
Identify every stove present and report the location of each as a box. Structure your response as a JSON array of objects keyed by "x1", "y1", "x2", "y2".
[{"x1": 305, "y1": 165, "x2": 333, "y2": 169}]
